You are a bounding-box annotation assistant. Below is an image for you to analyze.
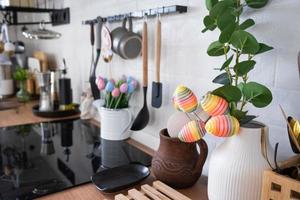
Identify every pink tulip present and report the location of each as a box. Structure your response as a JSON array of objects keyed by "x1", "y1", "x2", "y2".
[{"x1": 112, "y1": 88, "x2": 120, "y2": 98}]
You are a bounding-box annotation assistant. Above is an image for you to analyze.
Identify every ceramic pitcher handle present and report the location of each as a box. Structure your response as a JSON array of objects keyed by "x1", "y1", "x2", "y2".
[
  {"x1": 121, "y1": 109, "x2": 133, "y2": 135},
  {"x1": 193, "y1": 139, "x2": 208, "y2": 176}
]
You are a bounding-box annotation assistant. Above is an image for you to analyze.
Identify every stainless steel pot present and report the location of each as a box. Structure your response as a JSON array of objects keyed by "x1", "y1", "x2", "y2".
[{"x1": 111, "y1": 17, "x2": 142, "y2": 59}]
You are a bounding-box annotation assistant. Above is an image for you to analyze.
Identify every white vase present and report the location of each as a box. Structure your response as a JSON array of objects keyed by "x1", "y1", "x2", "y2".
[
  {"x1": 208, "y1": 121, "x2": 273, "y2": 200},
  {"x1": 100, "y1": 107, "x2": 133, "y2": 141}
]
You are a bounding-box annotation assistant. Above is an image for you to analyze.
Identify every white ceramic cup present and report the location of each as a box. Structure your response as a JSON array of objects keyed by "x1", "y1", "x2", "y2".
[
  {"x1": 100, "y1": 107, "x2": 133, "y2": 141},
  {"x1": 0, "y1": 79, "x2": 14, "y2": 96}
]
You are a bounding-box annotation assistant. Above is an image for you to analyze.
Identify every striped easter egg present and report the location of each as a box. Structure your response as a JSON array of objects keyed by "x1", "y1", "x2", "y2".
[
  {"x1": 200, "y1": 93, "x2": 229, "y2": 116},
  {"x1": 173, "y1": 85, "x2": 198, "y2": 113},
  {"x1": 178, "y1": 120, "x2": 206, "y2": 143},
  {"x1": 205, "y1": 115, "x2": 240, "y2": 137},
  {"x1": 172, "y1": 96, "x2": 181, "y2": 111}
]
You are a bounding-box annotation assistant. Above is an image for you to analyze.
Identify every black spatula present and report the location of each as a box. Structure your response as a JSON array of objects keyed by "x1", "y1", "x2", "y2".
[{"x1": 151, "y1": 16, "x2": 162, "y2": 108}]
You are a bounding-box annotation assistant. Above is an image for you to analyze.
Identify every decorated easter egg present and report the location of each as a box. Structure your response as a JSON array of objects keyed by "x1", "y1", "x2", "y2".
[
  {"x1": 173, "y1": 85, "x2": 198, "y2": 113},
  {"x1": 205, "y1": 115, "x2": 240, "y2": 137},
  {"x1": 167, "y1": 111, "x2": 192, "y2": 138},
  {"x1": 200, "y1": 93, "x2": 229, "y2": 116},
  {"x1": 172, "y1": 96, "x2": 181, "y2": 111},
  {"x1": 178, "y1": 120, "x2": 206, "y2": 143}
]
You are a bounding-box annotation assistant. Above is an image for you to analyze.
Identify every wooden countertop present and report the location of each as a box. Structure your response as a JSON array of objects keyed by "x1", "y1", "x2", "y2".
[
  {"x1": 0, "y1": 99, "x2": 208, "y2": 200},
  {"x1": 0, "y1": 100, "x2": 80, "y2": 128},
  {"x1": 37, "y1": 139, "x2": 208, "y2": 200}
]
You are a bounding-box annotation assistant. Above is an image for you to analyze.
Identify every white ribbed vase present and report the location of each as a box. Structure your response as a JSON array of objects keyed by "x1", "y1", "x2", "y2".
[{"x1": 208, "y1": 122, "x2": 272, "y2": 200}]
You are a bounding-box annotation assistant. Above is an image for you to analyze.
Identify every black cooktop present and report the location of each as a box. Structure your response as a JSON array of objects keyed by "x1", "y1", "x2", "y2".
[{"x1": 0, "y1": 119, "x2": 152, "y2": 200}]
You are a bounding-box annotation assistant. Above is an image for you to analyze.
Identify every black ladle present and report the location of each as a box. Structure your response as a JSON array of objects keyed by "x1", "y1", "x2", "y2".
[
  {"x1": 131, "y1": 20, "x2": 149, "y2": 131},
  {"x1": 90, "y1": 18, "x2": 103, "y2": 100}
]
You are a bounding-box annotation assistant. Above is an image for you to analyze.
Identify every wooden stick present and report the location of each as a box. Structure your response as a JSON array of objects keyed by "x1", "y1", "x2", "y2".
[
  {"x1": 115, "y1": 194, "x2": 130, "y2": 200},
  {"x1": 128, "y1": 189, "x2": 150, "y2": 200},
  {"x1": 153, "y1": 181, "x2": 191, "y2": 200},
  {"x1": 141, "y1": 184, "x2": 171, "y2": 200},
  {"x1": 142, "y1": 21, "x2": 148, "y2": 87}
]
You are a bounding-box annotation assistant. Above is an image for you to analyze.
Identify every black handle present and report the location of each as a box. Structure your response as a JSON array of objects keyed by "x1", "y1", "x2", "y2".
[
  {"x1": 90, "y1": 23, "x2": 95, "y2": 46},
  {"x1": 95, "y1": 17, "x2": 103, "y2": 51}
]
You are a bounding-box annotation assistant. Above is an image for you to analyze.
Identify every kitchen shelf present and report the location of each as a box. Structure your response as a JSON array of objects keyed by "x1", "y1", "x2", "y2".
[{"x1": 0, "y1": 6, "x2": 70, "y2": 26}]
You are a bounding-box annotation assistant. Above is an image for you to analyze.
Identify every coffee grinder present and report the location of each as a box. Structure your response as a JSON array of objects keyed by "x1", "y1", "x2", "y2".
[{"x1": 35, "y1": 72, "x2": 52, "y2": 111}]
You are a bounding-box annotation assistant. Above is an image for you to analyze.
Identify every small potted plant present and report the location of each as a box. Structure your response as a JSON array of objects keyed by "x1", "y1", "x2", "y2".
[
  {"x1": 95, "y1": 75, "x2": 138, "y2": 141},
  {"x1": 13, "y1": 67, "x2": 30, "y2": 102}
]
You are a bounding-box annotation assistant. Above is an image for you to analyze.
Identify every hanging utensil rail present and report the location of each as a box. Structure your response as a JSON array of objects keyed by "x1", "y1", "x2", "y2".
[{"x1": 82, "y1": 5, "x2": 187, "y2": 25}]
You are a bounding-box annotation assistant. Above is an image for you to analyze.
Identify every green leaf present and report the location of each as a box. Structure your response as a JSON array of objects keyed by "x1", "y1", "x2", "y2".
[
  {"x1": 212, "y1": 85, "x2": 242, "y2": 102},
  {"x1": 231, "y1": 109, "x2": 247, "y2": 121},
  {"x1": 233, "y1": 60, "x2": 256, "y2": 76},
  {"x1": 240, "y1": 115, "x2": 257, "y2": 125},
  {"x1": 233, "y1": 5, "x2": 243, "y2": 16},
  {"x1": 237, "y1": 82, "x2": 245, "y2": 92},
  {"x1": 209, "y1": 1, "x2": 233, "y2": 20},
  {"x1": 217, "y1": 11, "x2": 236, "y2": 31},
  {"x1": 220, "y1": 55, "x2": 234, "y2": 70},
  {"x1": 256, "y1": 43, "x2": 273, "y2": 55},
  {"x1": 242, "y1": 82, "x2": 272, "y2": 108},
  {"x1": 230, "y1": 30, "x2": 260, "y2": 54},
  {"x1": 203, "y1": 15, "x2": 217, "y2": 32},
  {"x1": 219, "y1": 22, "x2": 236, "y2": 43},
  {"x1": 207, "y1": 41, "x2": 228, "y2": 56},
  {"x1": 246, "y1": 0, "x2": 268, "y2": 8},
  {"x1": 239, "y1": 19, "x2": 255, "y2": 30},
  {"x1": 212, "y1": 73, "x2": 230, "y2": 85},
  {"x1": 206, "y1": 0, "x2": 219, "y2": 10}
]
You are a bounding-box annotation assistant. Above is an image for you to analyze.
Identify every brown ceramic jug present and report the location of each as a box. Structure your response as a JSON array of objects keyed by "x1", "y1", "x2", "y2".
[{"x1": 151, "y1": 129, "x2": 208, "y2": 188}]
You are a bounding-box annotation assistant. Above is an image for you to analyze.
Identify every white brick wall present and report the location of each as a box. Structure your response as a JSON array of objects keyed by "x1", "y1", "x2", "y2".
[{"x1": 10, "y1": 0, "x2": 300, "y2": 175}]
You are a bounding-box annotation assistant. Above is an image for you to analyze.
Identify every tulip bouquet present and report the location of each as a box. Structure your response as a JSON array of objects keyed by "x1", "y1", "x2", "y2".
[{"x1": 96, "y1": 75, "x2": 138, "y2": 109}]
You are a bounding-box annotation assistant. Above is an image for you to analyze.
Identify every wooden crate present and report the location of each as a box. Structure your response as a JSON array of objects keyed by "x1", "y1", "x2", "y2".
[
  {"x1": 115, "y1": 181, "x2": 191, "y2": 200},
  {"x1": 261, "y1": 155, "x2": 300, "y2": 200}
]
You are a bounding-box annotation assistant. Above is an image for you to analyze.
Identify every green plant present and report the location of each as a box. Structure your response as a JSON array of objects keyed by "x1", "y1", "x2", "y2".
[
  {"x1": 13, "y1": 67, "x2": 28, "y2": 82},
  {"x1": 202, "y1": 0, "x2": 273, "y2": 124}
]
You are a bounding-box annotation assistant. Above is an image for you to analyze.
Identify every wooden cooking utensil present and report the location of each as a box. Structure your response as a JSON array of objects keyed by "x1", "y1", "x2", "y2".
[
  {"x1": 151, "y1": 15, "x2": 162, "y2": 108},
  {"x1": 131, "y1": 20, "x2": 149, "y2": 131}
]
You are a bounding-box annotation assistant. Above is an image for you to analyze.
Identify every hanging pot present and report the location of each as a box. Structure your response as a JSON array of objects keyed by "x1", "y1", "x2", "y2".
[
  {"x1": 22, "y1": 21, "x2": 61, "y2": 40},
  {"x1": 111, "y1": 17, "x2": 142, "y2": 59},
  {"x1": 208, "y1": 121, "x2": 273, "y2": 200}
]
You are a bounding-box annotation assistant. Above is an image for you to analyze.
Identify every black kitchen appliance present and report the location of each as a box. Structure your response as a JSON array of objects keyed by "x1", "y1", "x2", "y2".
[{"x1": 0, "y1": 119, "x2": 152, "y2": 200}]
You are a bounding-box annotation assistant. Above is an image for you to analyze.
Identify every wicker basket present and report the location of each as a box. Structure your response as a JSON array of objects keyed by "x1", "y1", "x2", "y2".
[{"x1": 261, "y1": 155, "x2": 300, "y2": 200}]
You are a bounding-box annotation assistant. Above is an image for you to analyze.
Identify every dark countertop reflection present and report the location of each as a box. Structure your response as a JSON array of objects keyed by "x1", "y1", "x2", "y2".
[{"x1": 0, "y1": 119, "x2": 152, "y2": 200}]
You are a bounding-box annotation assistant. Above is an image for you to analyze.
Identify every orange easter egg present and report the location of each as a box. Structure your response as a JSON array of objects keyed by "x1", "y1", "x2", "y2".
[
  {"x1": 205, "y1": 115, "x2": 240, "y2": 137},
  {"x1": 200, "y1": 93, "x2": 229, "y2": 116},
  {"x1": 178, "y1": 120, "x2": 206, "y2": 143},
  {"x1": 173, "y1": 85, "x2": 198, "y2": 113}
]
